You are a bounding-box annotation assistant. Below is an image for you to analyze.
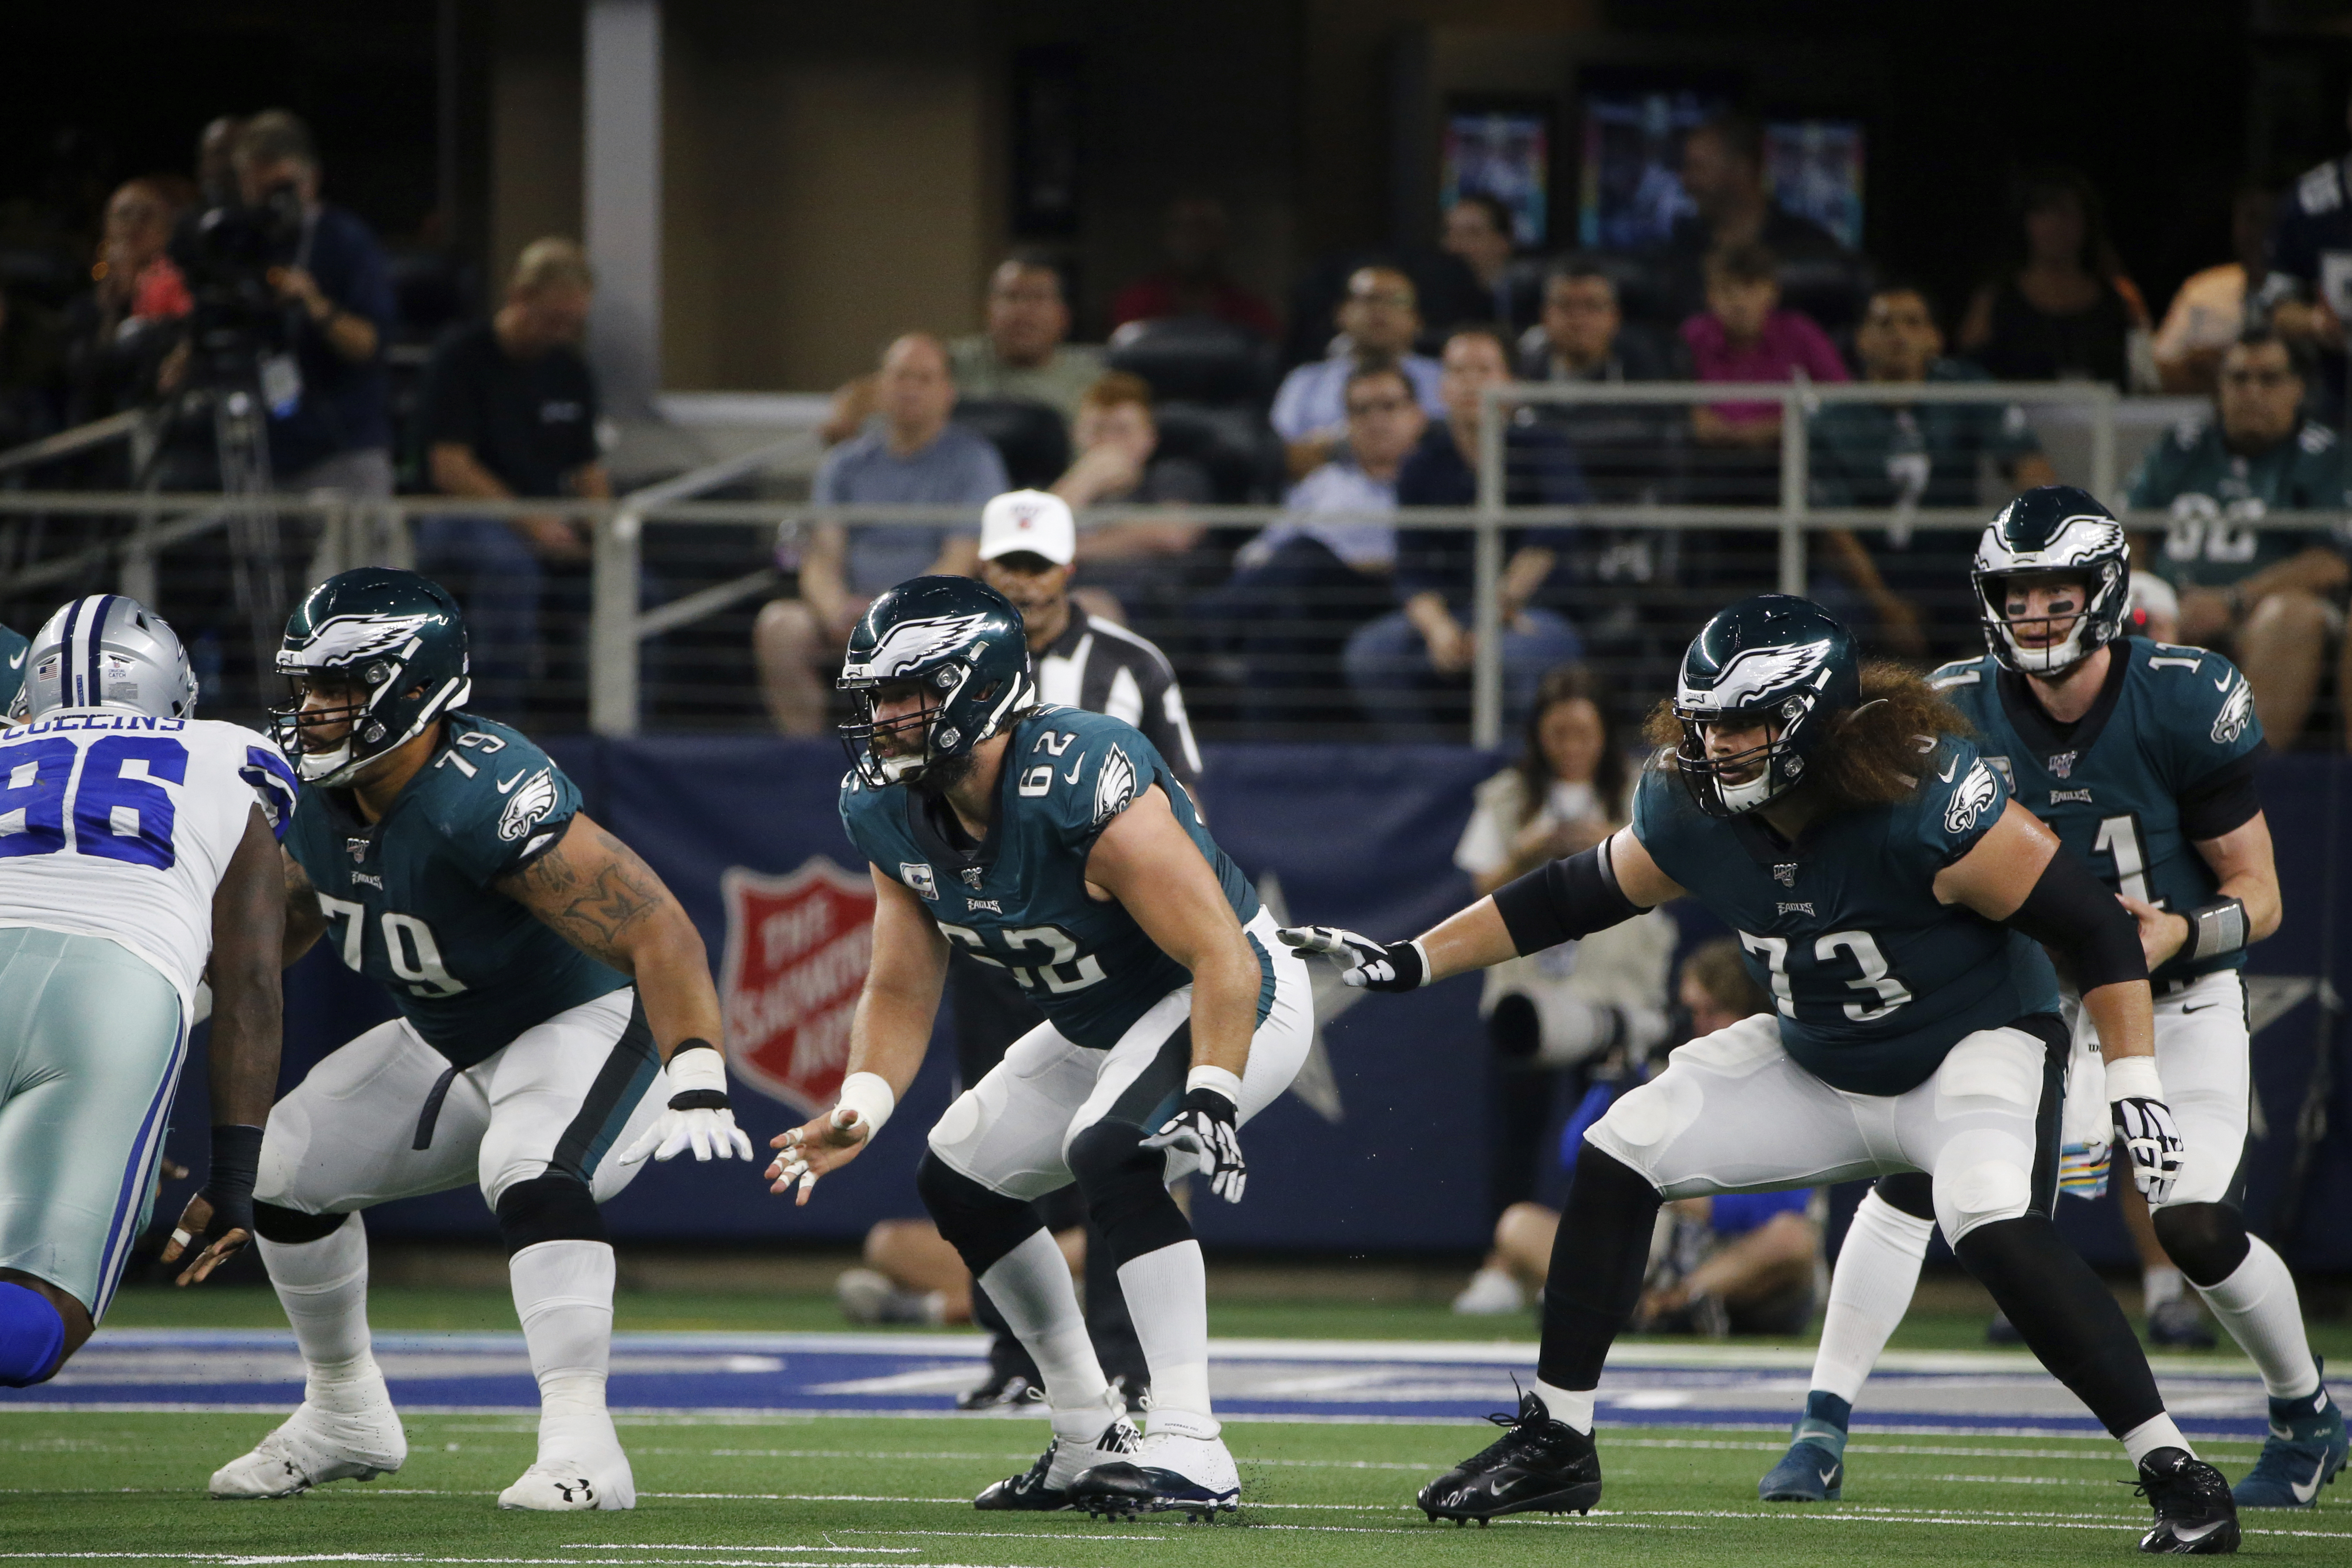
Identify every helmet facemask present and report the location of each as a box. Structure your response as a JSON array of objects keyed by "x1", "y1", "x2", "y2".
[
  {"x1": 1673, "y1": 691, "x2": 1821, "y2": 819},
  {"x1": 1975, "y1": 562, "x2": 2123, "y2": 677},
  {"x1": 839, "y1": 659, "x2": 1027, "y2": 791},
  {"x1": 271, "y1": 655, "x2": 467, "y2": 788}
]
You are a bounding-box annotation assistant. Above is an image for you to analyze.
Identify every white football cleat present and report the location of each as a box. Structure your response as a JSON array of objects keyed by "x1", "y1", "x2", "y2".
[
  {"x1": 209, "y1": 1399, "x2": 407, "y2": 1499},
  {"x1": 498, "y1": 1452, "x2": 636, "y2": 1511},
  {"x1": 1451, "y1": 1267, "x2": 1524, "y2": 1316},
  {"x1": 1071, "y1": 1426, "x2": 1241, "y2": 1520}
]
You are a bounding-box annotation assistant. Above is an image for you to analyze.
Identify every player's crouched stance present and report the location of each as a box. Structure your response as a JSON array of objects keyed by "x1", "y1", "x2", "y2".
[
  {"x1": 1287, "y1": 595, "x2": 2241, "y2": 1555},
  {"x1": 770, "y1": 577, "x2": 1313, "y2": 1521},
  {"x1": 209, "y1": 570, "x2": 751, "y2": 1511}
]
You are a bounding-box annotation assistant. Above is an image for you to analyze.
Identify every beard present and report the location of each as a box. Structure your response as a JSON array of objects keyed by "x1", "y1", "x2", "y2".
[{"x1": 909, "y1": 745, "x2": 977, "y2": 799}]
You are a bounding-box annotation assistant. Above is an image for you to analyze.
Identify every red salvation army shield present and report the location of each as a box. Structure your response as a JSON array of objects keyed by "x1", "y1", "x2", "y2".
[{"x1": 718, "y1": 858, "x2": 877, "y2": 1116}]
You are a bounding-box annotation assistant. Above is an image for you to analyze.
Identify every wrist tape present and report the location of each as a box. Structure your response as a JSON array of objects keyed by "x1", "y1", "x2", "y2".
[
  {"x1": 2183, "y1": 897, "x2": 2248, "y2": 963},
  {"x1": 2105, "y1": 1055, "x2": 2164, "y2": 1104},
  {"x1": 836, "y1": 1071, "x2": 896, "y2": 1135},
  {"x1": 1185, "y1": 1065, "x2": 1244, "y2": 1111},
  {"x1": 665, "y1": 1041, "x2": 728, "y2": 1107}
]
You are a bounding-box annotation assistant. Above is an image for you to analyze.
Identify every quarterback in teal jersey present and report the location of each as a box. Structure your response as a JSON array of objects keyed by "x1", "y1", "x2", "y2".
[
  {"x1": 210, "y1": 569, "x2": 752, "y2": 1515},
  {"x1": 1758, "y1": 487, "x2": 2343, "y2": 1517},
  {"x1": 1289, "y1": 593, "x2": 2241, "y2": 1553},
  {"x1": 770, "y1": 576, "x2": 1313, "y2": 1520}
]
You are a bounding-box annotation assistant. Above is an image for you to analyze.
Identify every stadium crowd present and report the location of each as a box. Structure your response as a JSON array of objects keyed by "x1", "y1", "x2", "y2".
[{"x1": 3, "y1": 108, "x2": 2352, "y2": 746}]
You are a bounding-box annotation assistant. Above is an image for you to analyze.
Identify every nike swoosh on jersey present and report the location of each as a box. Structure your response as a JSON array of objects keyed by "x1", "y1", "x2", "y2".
[
  {"x1": 1063, "y1": 758, "x2": 1085, "y2": 785},
  {"x1": 2215, "y1": 675, "x2": 2233, "y2": 691},
  {"x1": 495, "y1": 770, "x2": 527, "y2": 793},
  {"x1": 1938, "y1": 758, "x2": 1958, "y2": 782},
  {"x1": 2293, "y1": 1458, "x2": 2327, "y2": 1504},
  {"x1": 5, "y1": 650, "x2": 21, "y2": 669}
]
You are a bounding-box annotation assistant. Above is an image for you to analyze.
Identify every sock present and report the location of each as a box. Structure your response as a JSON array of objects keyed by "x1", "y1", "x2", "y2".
[
  {"x1": 1535, "y1": 1143, "x2": 1663, "y2": 1392},
  {"x1": 508, "y1": 1239, "x2": 620, "y2": 1467},
  {"x1": 977, "y1": 1228, "x2": 1111, "y2": 1424},
  {"x1": 1533, "y1": 1377, "x2": 1595, "y2": 1434},
  {"x1": 2194, "y1": 1237, "x2": 2320, "y2": 1401},
  {"x1": 0, "y1": 1282, "x2": 66, "y2": 1387},
  {"x1": 1954, "y1": 1216, "x2": 2164, "y2": 1442},
  {"x1": 2122, "y1": 1412, "x2": 2195, "y2": 1467},
  {"x1": 1116, "y1": 1241, "x2": 1215, "y2": 1435},
  {"x1": 1795, "y1": 1389, "x2": 1852, "y2": 1458},
  {"x1": 258, "y1": 1214, "x2": 385, "y2": 1414},
  {"x1": 1810, "y1": 1189, "x2": 1935, "y2": 1406},
  {"x1": 2142, "y1": 1264, "x2": 2185, "y2": 1312}
]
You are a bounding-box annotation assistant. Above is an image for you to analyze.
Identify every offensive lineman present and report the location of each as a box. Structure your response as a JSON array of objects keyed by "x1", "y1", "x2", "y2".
[
  {"x1": 210, "y1": 569, "x2": 753, "y2": 1511},
  {"x1": 0, "y1": 596, "x2": 289, "y2": 1386},
  {"x1": 770, "y1": 576, "x2": 1314, "y2": 1519},
  {"x1": 1288, "y1": 594, "x2": 2242, "y2": 1553},
  {"x1": 1756, "y1": 488, "x2": 2345, "y2": 1509}
]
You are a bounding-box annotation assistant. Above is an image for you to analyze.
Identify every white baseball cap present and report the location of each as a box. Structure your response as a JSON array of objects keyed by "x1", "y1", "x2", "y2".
[{"x1": 978, "y1": 489, "x2": 1076, "y2": 567}]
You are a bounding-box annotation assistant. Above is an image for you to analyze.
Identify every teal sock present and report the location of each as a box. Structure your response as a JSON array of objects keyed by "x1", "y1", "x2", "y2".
[{"x1": 1796, "y1": 1389, "x2": 1852, "y2": 1456}]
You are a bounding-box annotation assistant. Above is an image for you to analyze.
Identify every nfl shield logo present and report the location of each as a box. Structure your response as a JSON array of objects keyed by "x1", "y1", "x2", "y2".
[{"x1": 718, "y1": 858, "x2": 877, "y2": 1115}]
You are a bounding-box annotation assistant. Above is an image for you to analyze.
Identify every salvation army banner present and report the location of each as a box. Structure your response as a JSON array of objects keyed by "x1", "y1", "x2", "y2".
[{"x1": 172, "y1": 740, "x2": 2352, "y2": 1269}]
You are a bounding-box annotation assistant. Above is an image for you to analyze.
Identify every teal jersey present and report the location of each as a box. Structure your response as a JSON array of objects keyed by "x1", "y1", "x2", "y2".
[
  {"x1": 1630, "y1": 736, "x2": 2061, "y2": 1096},
  {"x1": 0, "y1": 622, "x2": 26, "y2": 718},
  {"x1": 839, "y1": 706, "x2": 1262, "y2": 1050},
  {"x1": 2125, "y1": 416, "x2": 2352, "y2": 589},
  {"x1": 284, "y1": 713, "x2": 628, "y2": 1066},
  {"x1": 1931, "y1": 638, "x2": 2265, "y2": 988}
]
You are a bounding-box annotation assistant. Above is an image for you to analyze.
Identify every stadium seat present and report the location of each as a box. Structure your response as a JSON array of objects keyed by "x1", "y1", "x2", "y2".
[
  {"x1": 1105, "y1": 318, "x2": 1274, "y2": 409},
  {"x1": 951, "y1": 397, "x2": 1071, "y2": 491},
  {"x1": 1149, "y1": 401, "x2": 1281, "y2": 504}
]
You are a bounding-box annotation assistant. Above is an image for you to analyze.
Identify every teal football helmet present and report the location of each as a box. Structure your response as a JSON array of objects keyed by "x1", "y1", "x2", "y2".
[
  {"x1": 838, "y1": 575, "x2": 1033, "y2": 788},
  {"x1": 1672, "y1": 594, "x2": 1862, "y2": 818},
  {"x1": 272, "y1": 568, "x2": 471, "y2": 786},
  {"x1": 1972, "y1": 484, "x2": 2131, "y2": 677}
]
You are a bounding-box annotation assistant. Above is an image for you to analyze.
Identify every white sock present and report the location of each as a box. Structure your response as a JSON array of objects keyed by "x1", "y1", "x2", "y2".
[
  {"x1": 509, "y1": 1239, "x2": 620, "y2": 1466},
  {"x1": 258, "y1": 1213, "x2": 384, "y2": 1415},
  {"x1": 2142, "y1": 1264, "x2": 2185, "y2": 1311},
  {"x1": 1533, "y1": 1378, "x2": 1595, "y2": 1434},
  {"x1": 977, "y1": 1229, "x2": 1110, "y2": 1424},
  {"x1": 1117, "y1": 1241, "x2": 1215, "y2": 1434},
  {"x1": 2194, "y1": 1237, "x2": 2320, "y2": 1401},
  {"x1": 1811, "y1": 1189, "x2": 1936, "y2": 1405},
  {"x1": 2121, "y1": 1412, "x2": 2194, "y2": 1467}
]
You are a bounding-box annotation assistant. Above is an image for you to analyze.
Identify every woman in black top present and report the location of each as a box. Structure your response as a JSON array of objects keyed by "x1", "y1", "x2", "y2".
[{"x1": 1959, "y1": 168, "x2": 2149, "y2": 388}]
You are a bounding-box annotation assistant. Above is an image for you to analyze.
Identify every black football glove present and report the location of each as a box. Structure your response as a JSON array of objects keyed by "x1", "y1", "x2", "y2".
[
  {"x1": 1142, "y1": 1087, "x2": 1248, "y2": 1203},
  {"x1": 1276, "y1": 925, "x2": 1427, "y2": 991}
]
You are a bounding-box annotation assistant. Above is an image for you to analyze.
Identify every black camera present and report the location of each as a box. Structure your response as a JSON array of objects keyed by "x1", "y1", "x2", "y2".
[{"x1": 169, "y1": 180, "x2": 306, "y2": 387}]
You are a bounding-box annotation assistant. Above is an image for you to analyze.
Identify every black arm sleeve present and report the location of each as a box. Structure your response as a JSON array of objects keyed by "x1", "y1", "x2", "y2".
[
  {"x1": 2006, "y1": 847, "x2": 2148, "y2": 992},
  {"x1": 2176, "y1": 747, "x2": 2265, "y2": 842},
  {"x1": 1491, "y1": 841, "x2": 1646, "y2": 956}
]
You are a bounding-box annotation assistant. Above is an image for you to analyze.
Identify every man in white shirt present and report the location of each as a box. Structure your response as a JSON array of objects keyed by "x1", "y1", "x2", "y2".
[{"x1": 1270, "y1": 268, "x2": 1445, "y2": 481}]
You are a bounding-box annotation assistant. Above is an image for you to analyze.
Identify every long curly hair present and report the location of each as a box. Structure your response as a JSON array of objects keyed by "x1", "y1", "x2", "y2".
[{"x1": 1642, "y1": 662, "x2": 1974, "y2": 811}]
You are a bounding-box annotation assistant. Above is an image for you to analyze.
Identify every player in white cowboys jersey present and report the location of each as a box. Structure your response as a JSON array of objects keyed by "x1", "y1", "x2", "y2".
[{"x1": 0, "y1": 596, "x2": 290, "y2": 1389}]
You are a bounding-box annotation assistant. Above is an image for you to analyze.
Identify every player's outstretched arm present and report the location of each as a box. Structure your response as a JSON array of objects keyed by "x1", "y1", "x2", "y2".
[
  {"x1": 769, "y1": 867, "x2": 947, "y2": 1205},
  {"x1": 281, "y1": 848, "x2": 326, "y2": 968},
  {"x1": 167, "y1": 804, "x2": 287, "y2": 1286},
  {"x1": 496, "y1": 811, "x2": 751, "y2": 1164}
]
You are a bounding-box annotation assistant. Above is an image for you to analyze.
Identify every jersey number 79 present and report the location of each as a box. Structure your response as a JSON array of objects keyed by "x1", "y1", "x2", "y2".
[{"x1": 315, "y1": 895, "x2": 469, "y2": 998}]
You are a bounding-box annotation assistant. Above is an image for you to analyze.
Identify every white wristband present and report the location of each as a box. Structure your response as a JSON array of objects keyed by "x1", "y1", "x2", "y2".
[
  {"x1": 836, "y1": 1071, "x2": 896, "y2": 1134},
  {"x1": 1186, "y1": 1065, "x2": 1245, "y2": 1108},
  {"x1": 2105, "y1": 1055, "x2": 2164, "y2": 1104},
  {"x1": 665, "y1": 1046, "x2": 726, "y2": 1097}
]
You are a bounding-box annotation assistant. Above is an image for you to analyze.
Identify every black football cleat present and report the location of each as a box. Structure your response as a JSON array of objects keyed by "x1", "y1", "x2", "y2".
[
  {"x1": 2134, "y1": 1447, "x2": 2240, "y2": 1554},
  {"x1": 1418, "y1": 1390, "x2": 1602, "y2": 1523}
]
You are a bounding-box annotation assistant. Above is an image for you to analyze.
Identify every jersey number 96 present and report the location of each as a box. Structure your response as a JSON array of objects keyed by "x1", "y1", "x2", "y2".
[{"x1": 0, "y1": 737, "x2": 186, "y2": 869}]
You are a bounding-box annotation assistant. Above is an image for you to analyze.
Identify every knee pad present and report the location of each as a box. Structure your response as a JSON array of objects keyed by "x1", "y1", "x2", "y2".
[
  {"x1": 914, "y1": 1151, "x2": 1044, "y2": 1279},
  {"x1": 1064, "y1": 1119, "x2": 1191, "y2": 1266},
  {"x1": 1874, "y1": 1170, "x2": 1937, "y2": 1222},
  {"x1": 252, "y1": 1201, "x2": 354, "y2": 1246},
  {"x1": 1934, "y1": 1158, "x2": 2033, "y2": 1242},
  {"x1": 493, "y1": 1173, "x2": 607, "y2": 1255},
  {"x1": 0, "y1": 1282, "x2": 67, "y2": 1388},
  {"x1": 2151, "y1": 1201, "x2": 2250, "y2": 1288}
]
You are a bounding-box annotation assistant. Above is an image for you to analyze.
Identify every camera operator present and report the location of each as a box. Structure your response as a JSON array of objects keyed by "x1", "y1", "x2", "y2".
[{"x1": 228, "y1": 109, "x2": 396, "y2": 497}]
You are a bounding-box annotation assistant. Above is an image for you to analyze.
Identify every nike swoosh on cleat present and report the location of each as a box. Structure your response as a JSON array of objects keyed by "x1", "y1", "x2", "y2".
[
  {"x1": 2170, "y1": 1519, "x2": 2228, "y2": 1543},
  {"x1": 495, "y1": 770, "x2": 526, "y2": 792},
  {"x1": 1820, "y1": 1467, "x2": 1839, "y2": 1486},
  {"x1": 2293, "y1": 1458, "x2": 2327, "y2": 1505}
]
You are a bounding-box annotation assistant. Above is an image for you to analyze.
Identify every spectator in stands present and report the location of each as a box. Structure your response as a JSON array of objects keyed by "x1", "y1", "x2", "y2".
[
  {"x1": 2259, "y1": 91, "x2": 2352, "y2": 416},
  {"x1": 1959, "y1": 167, "x2": 2150, "y2": 390},
  {"x1": 820, "y1": 255, "x2": 1103, "y2": 444},
  {"x1": 1271, "y1": 265, "x2": 1445, "y2": 481},
  {"x1": 1448, "y1": 666, "x2": 1676, "y2": 1319},
  {"x1": 1110, "y1": 197, "x2": 1280, "y2": 340},
  {"x1": 228, "y1": 110, "x2": 397, "y2": 497},
  {"x1": 1810, "y1": 282, "x2": 2058, "y2": 660},
  {"x1": 2154, "y1": 184, "x2": 2275, "y2": 395},
  {"x1": 755, "y1": 333, "x2": 1006, "y2": 734},
  {"x1": 1440, "y1": 193, "x2": 1531, "y2": 334},
  {"x1": 1344, "y1": 326, "x2": 1584, "y2": 737},
  {"x1": 1652, "y1": 112, "x2": 1849, "y2": 326},
  {"x1": 1045, "y1": 371, "x2": 1213, "y2": 622},
  {"x1": 416, "y1": 238, "x2": 608, "y2": 718},
  {"x1": 59, "y1": 179, "x2": 189, "y2": 429},
  {"x1": 1519, "y1": 259, "x2": 1676, "y2": 385},
  {"x1": 1203, "y1": 360, "x2": 1425, "y2": 715},
  {"x1": 195, "y1": 116, "x2": 243, "y2": 210},
  {"x1": 1685, "y1": 242, "x2": 1848, "y2": 450},
  {"x1": 2127, "y1": 329, "x2": 2352, "y2": 746}
]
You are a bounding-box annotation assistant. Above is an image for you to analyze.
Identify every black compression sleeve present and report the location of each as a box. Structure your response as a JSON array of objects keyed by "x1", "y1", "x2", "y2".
[
  {"x1": 2006, "y1": 849, "x2": 2147, "y2": 992},
  {"x1": 2177, "y1": 748, "x2": 2264, "y2": 842},
  {"x1": 1492, "y1": 841, "x2": 1644, "y2": 956}
]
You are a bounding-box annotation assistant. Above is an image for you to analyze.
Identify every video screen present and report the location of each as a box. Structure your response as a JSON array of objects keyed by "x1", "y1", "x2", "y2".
[{"x1": 1442, "y1": 106, "x2": 1552, "y2": 249}]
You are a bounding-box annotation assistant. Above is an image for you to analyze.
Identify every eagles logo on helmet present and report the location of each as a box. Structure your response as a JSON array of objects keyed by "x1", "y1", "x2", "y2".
[
  {"x1": 1670, "y1": 595, "x2": 1863, "y2": 818},
  {"x1": 837, "y1": 576, "x2": 1034, "y2": 789},
  {"x1": 1971, "y1": 485, "x2": 2132, "y2": 677},
  {"x1": 272, "y1": 568, "x2": 472, "y2": 788}
]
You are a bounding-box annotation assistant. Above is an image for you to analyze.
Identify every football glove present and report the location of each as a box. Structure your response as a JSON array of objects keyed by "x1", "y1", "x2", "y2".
[
  {"x1": 621, "y1": 1041, "x2": 755, "y2": 1165},
  {"x1": 1277, "y1": 925, "x2": 1428, "y2": 991},
  {"x1": 1142, "y1": 1087, "x2": 1248, "y2": 1204},
  {"x1": 165, "y1": 1123, "x2": 264, "y2": 1285},
  {"x1": 2105, "y1": 1054, "x2": 2184, "y2": 1205}
]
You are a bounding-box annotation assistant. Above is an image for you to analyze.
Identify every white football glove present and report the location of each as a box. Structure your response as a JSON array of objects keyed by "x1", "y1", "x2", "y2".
[
  {"x1": 1142, "y1": 1088, "x2": 1248, "y2": 1203},
  {"x1": 2105, "y1": 1056, "x2": 2183, "y2": 1205},
  {"x1": 620, "y1": 1042, "x2": 754, "y2": 1165},
  {"x1": 1276, "y1": 925, "x2": 1428, "y2": 991}
]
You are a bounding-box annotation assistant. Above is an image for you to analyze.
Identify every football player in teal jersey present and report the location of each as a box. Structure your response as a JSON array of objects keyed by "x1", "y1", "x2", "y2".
[
  {"x1": 209, "y1": 569, "x2": 753, "y2": 1513},
  {"x1": 1756, "y1": 487, "x2": 2343, "y2": 1514},
  {"x1": 0, "y1": 620, "x2": 29, "y2": 719},
  {"x1": 769, "y1": 576, "x2": 1314, "y2": 1521},
  {"x1": 1287, "y1": 594, "x2": 2242, "y2": 1553}
]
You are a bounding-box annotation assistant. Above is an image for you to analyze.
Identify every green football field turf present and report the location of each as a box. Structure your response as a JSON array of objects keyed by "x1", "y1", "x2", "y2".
[{"x1": 0, "y1": 1410, "x2": 2343, "y2": 1566}]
